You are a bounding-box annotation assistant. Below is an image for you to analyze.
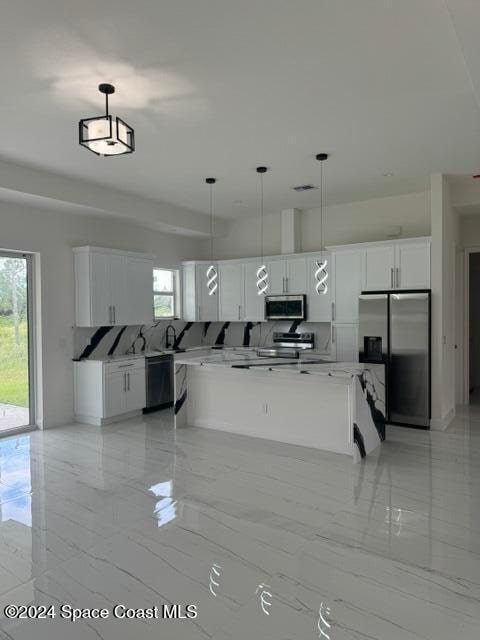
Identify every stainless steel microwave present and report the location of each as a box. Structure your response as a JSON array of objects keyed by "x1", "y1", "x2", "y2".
[{"x1": 265, "y1": 295, "x2": 306, "y2": 321}]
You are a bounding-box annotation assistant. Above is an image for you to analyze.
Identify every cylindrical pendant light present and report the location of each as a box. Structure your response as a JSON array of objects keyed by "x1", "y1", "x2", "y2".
[
  {"x1": 256, "y1": 166, "x2": 269, "y2": 296},
  {"x1": 315, "y1": 153, "x2": 329, "y2": 295},
  {"x1": 205, "y1": 177, "x2": 218, "y2": 296}
]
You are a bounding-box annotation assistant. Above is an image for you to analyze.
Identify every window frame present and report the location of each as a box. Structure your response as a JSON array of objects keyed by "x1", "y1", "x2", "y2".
[{"x1": 153, "y1": 267, "x2": 180, "y2": 321}]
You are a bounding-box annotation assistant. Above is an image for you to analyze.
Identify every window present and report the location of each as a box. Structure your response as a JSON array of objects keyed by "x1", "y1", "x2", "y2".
[{"x1": 153, "y1": 268, "x2": 178, "y2": 319}]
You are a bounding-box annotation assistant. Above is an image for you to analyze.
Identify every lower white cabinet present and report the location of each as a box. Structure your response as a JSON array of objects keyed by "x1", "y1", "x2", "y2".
[
  {"x1": 331, "y1": 324, "x2": 359, "y2": 362},
  {"x1": 74, "y1": 358, "x2": 146, "y2": 425}
]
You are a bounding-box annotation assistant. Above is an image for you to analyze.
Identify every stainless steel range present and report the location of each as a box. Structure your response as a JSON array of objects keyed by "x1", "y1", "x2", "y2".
[{"x1": 256, "y1": 331, "x2": 314, "y2": 358}]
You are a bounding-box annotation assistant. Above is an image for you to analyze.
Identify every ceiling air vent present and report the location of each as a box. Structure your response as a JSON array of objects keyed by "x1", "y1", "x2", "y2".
[{"x1": 291, "y1": 184, "x2": 318, "y2": 192}]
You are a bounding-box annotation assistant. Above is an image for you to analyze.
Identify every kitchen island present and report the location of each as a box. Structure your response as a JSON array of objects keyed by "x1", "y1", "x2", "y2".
[{"x1": 174, "y1": 350, "x2": 385, "y2": 462}]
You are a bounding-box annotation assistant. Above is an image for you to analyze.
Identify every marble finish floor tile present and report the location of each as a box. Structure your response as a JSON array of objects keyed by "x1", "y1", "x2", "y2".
[{"x1": 0, "y1": 410, "x2": 479, "y2": 638}]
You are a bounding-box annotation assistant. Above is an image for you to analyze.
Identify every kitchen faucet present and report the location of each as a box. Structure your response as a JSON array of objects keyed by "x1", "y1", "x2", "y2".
[{"x1": 165, "y1": 324, "x2": 177, "y2": 349}]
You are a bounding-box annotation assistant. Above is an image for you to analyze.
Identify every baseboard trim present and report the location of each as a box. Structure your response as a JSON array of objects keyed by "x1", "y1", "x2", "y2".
[
  {"x1": 430, "y1": 407, "x2": 455, "y2": 431},
  {"x1": 75, "y1": 409, "x2": 143, "y2": 426}
]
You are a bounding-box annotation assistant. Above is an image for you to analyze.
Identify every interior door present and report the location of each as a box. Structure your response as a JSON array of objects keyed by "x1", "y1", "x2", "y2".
[
  {"x1": 364, "y1": 245, "x2": 395, "y2": 291},
  {"x1": 243, "y1": 262, "x2": 264, "y2": 321},
  {"x1": 219, "y1": 263, "x2": 243, "y2": 320}
]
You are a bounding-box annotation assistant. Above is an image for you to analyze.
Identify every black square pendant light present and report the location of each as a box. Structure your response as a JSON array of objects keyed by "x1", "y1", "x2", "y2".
[{"x1": 79, "y1": 84, "x2": 135, "y2": 156}]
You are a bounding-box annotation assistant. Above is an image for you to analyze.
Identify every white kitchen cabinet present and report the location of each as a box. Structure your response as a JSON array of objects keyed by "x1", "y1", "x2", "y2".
[
  {"x1": 331, "y1": 324, "x2": 359, "y2": 362},
  {"x1": 74, "y1": 358, "x2": 146, "y2": 425},
  {"x1": 331, "y1": 249, "x2": 363, "y2": 323},
  {"x1": 395, "y1": 241, "x2": 430, "y2": 289},
  {"x1": 243, "y1": 261, "x2": 265, "y2": 321},
  {"x1": 125, "y1": 368, "x2": 147, "y2": 412},
  {"x1": 124, "y1": 256, "x2": 155, "y2": 325},
  {"x1": 306, "y1": 253, "x2": 331, "y2": 322},
  {"x1": 285, "y1": 257, "x2": 307, "y2": 293},
  {"x1": 363, "y1": 239, "x2": 430, "y2": 291},
  {"x1": 104, "y1": 371, "x2": 126, "y2": 418},
  {"x1": 219, "y1": 262, "x2": 244, "y2": 321},
  {"x1": 74, "y1": 246, "x2": 154, "y2": 327},
  {"x1": 182, "y1": 262, "x2": 219, "y2": 322},
  {"x1": 267, "y1": 260, "x2": 287, "y2": 294},
  {"x1": 364, "y1": 245, "x2": 395, "y2": 291}
]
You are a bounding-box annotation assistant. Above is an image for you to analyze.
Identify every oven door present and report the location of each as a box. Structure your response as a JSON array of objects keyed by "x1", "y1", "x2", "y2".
[{"x1": 265, "y1": 295, "x2": 306, "y2": 320}]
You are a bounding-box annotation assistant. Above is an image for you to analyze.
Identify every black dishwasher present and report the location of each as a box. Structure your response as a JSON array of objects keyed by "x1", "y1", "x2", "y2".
[{"x1": 144, "y1": 354, "x2": 174, "y2": 412}]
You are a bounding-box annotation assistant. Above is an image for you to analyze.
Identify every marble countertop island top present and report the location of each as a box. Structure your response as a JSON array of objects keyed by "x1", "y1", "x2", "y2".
[{"x1": 175, "y1": 350, "x2": 381, "y2": 378}]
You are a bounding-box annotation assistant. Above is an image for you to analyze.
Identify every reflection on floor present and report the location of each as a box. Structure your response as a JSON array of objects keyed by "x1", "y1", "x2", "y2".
[
  {"x1": 0, "y1": 407, "x2": 478, "y2": 639},
  {"x1": 0, "y1": 404, "x2": 29, "y2": 431}
]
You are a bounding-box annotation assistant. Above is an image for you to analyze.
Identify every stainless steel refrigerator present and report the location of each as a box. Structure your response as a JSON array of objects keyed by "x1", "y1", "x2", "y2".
[{"x1": 358, "y1": 291, "x2": 430, "y2": 429}]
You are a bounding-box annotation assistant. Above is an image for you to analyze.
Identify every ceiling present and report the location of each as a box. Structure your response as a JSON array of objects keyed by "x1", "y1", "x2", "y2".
[{"x1": 1, "y1": 0, "x2": 480, "y2": 225}]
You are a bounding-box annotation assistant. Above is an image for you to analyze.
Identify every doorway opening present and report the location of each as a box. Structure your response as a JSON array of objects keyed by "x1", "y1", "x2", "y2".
[
  {"x1": 468, "y1": 251, "x2": 480, "y2": 407},
  {"x1": 0, "y1": 252, "x2": 35, "y2": 432}
]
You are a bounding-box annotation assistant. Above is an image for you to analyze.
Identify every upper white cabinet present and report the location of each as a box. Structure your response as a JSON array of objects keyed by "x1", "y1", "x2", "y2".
[
  {"x1": 285, "y1": 257, "x2": 307, "y2": 293},
  {"x1": 243, "y1": 261, "x2": 265, "y2": 321},
  {"x1": 181, "y1": 237, "x2": 430, "y2": 323},
  {"x1": 363, "y1": 238, "x2": 430, "y2": 291},
  {"x1": 395, "y1": 241, "x2": 430, "y2": 289},
  {"x1": 74, "y1": 247, "x2": 154, "y2": 327},
  {"x1": 331, "y1": 249, "x2": 363, "y2": 324},
  {"x1": 182, "y1": 262, "x2": 219, "y2": 322},
  {"x1": 306, "y1": 253, "x2": 331, "y2": 322},
  {"x1": 267, "y1": 260, "x2": 287, "y2": 295},
  {"x1": 219, "y1": 262, "x2": 244, "y2": 321},
  {"x1": 364, "y1": 245, "x2": 395, "y2": 291}
]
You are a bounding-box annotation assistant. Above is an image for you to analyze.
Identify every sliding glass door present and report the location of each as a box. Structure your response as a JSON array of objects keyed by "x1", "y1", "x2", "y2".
[{"x1": 0, "y1": 252, "x2": 34, "y2": 431}]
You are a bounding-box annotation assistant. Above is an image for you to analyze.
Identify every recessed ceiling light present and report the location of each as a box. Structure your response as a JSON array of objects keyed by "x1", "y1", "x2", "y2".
[{"x1": 383, "y1": 172, "x2": 394, "y2": 177}]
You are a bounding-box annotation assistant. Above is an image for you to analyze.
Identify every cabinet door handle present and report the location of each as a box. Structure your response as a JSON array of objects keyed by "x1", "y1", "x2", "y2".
[
  {"x1": 331, "y1": 302, "x2": 335, "y2": 321},
  {"x1": 127, "y1": 372, "x2": 130, "y2": 391},
  {"x1": 396, "y1": 268, "x2": 400, "y2": 288},
  {"x1": 390, "y1": 268, "x2": 394, "y2": 289},
  {"x1": 238, "y1": 305, "x2": 241, "y2": 320},
  {"x1": 198, "y1": 305, "x2": 201, "y2": 320},
  {"x1": 331, "y1": 325, "x2": 335, "y2": 343},
  {"x1": 285, "y1": 276, "x2": 289, "y2": 293},
  {"x1": 108, "y1": 306, "x2": 112, "y2": 324},
  {"x1": 118, "y1": 363, "x2": 134, "y2": 368},
  {"x1": 123, "y1": 372, "x2": 127, "y2": 392}
]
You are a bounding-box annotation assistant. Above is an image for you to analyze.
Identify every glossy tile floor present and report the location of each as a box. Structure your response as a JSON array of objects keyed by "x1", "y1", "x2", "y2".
[{"x1": 0, "y1": 408, "x2": 479, "y2": 639}]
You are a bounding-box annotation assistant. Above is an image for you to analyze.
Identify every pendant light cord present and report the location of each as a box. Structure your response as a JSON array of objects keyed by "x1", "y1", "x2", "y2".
[
  {"x1": 320, "y1": 159, "x2": 324, "y2": 251},
  {"x1": 210, "y1": 182, "x2": 214, "y2": 261},
  {"x1": 260, "y1": 173, "x2": 264, "y2": 262},
  {"x1": 105, "y1": 93, "x2": 109, "y2": 117}
]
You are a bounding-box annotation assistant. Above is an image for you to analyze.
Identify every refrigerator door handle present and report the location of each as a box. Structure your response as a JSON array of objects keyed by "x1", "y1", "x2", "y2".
[
  {"x1": 396, "y1": 268, "x2": 400, "y2": 288},
  {"x1": 390, "y1": 268, "x2": 394, "y2": 289}
]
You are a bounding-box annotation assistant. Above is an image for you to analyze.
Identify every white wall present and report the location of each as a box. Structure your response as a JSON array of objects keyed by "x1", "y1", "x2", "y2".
[
  {"x1": 430, "y1": 174, "x2": 460, "y2": 428},
  {"x1": 211, "y1": 191, "x2": 430, "y2": 258},
  {"x1": 0, "y1": 201, "x2": 207, "y2": 428}
]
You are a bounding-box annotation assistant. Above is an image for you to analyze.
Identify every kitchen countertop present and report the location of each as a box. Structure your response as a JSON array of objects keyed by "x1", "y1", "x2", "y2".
[
  {"x1": 174, "y1": 350, "x2": 373, "y2": 378},
  {"x1": 76, "y1": 345, "x2": 331, "y2": 363}
]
